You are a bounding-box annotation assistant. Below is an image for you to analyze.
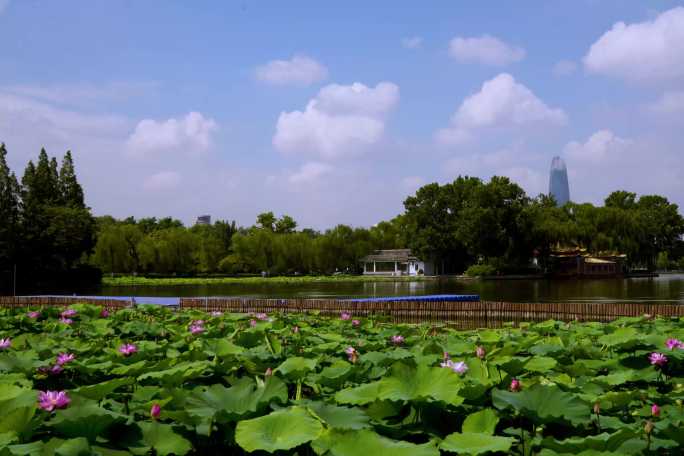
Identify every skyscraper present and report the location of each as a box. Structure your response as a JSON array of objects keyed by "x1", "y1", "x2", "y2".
[{"x1": 549, "y1": 156, "x2": 570, "y2": 206}]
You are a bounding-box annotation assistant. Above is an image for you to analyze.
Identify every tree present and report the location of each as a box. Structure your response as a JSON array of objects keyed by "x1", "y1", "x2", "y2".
[
  {"x1": 59, "y1": 151, "x2": 85, "y2": 208},
  {"x1": 0, "y1": 144, "x2": 21, "y2": 276},
  {"x1": 256, "y1": 212, "x2": 277, "y2": 231},
  {"x1": 275, "y1": 215, "x2": 297, "y2": 234}
]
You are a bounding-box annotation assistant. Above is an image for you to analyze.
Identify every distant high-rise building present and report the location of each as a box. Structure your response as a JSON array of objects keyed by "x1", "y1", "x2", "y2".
[
  {"x1": 195, "y1": 215, "x2": 211, "y2": 226},
  {"x1": 549, "y1": 156, "x2": 570, "y2": 206}
]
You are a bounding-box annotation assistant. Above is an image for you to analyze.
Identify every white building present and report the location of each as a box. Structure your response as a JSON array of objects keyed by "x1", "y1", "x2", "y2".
[{"x1": 361, "y1": 249, "x2": 434, "y2": 276}]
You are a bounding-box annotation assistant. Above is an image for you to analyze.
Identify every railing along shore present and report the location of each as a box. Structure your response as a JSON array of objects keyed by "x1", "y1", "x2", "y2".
[{"x1": 1, "y1": 296, "x2": 682, "y2": 328}]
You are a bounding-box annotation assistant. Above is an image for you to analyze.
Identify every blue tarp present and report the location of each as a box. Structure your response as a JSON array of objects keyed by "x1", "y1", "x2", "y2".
[{"x1": 345, "y1": 294, "x2": 480, "y2": 303}]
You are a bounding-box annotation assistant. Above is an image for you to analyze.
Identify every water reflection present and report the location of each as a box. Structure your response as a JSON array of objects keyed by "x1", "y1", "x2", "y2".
[{"x1": 97, "y1": 273, "x2": 684, "y2": 303}]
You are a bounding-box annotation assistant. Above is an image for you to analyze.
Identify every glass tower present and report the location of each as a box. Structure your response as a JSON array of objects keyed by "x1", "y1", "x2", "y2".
[{"x1": 549, "y1": 156, "x2": 570, "y2": 206}]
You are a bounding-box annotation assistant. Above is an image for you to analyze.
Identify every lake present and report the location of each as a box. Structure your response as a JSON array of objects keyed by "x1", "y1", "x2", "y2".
[{"x1": 97, "y1": 273, "x2": 684, "y2": 303}]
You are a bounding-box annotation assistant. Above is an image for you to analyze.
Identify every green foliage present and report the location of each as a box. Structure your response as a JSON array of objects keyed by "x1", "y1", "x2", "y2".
[
  {"x1": 465, "y1": 264, "x2": 497, "y2": 277},
  {"x1": 0, "y1": 307, "x2": 682, "y2": 453}
]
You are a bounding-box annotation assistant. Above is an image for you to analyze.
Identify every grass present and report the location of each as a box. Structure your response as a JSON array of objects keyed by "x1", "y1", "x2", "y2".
[{"x1": 102, "y1": 274, "x2": 434, "y2": 286}]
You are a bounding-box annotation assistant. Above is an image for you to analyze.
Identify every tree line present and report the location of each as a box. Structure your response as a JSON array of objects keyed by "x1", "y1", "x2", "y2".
[
  {"x1": 2, "y1": 144, "x2": 683, "y2": 291},
  {"x1": 0, "y1": 144, "x2": 97, "y2": 293}
]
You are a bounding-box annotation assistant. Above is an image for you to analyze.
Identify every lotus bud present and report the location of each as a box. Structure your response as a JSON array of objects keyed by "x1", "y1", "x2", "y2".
[
  {"x1": 651, "y1": 404, "x2": 660, "y2": 417},
  {"x1": 475, "y1": 346, "x2": 486, "y2": 359},
  {"x1": 265, "y1": 367, "x2": 273, "y2": 377},
  {"x1": 150, "y1": 403, "x2": 161, "y2": 420},
  {"x1": 593, "y1": 402, "x2": 600, "y2": 415},
  {"x1": 644, "y1": 420, "x2": 654, "y2": 435},
  {"x1": 510, "y1": 378, "x2": 521, "y2": 392}
]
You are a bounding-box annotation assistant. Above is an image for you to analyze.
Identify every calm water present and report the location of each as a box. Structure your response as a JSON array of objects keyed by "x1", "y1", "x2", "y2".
[{"x1": 97, "y1": 274, "x2": 684, "y2": 303}]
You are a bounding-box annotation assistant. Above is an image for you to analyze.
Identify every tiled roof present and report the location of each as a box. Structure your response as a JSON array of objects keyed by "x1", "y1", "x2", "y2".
[{"x1": 361, "y1": 249, "x2": 420, "y2": 262}]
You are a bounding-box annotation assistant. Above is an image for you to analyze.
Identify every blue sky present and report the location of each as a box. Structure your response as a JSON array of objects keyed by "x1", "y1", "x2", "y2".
[{"x1": 1, "y1": 1, "x2": 683, "y2": 228}]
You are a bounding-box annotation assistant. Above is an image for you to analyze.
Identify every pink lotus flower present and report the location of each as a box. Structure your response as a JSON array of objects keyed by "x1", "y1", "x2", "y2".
[
  {"x1": 150, "y1": 403, "x2": 161, "y2": 420},
  {"x1": 476, "y1": 346, "x2": 486, "y2": 359},
  {"x1": 340, "y1": 312, "x2": 351, "y2": 321},
  {"x1": 649, "y1": 352, "x2": 668, "y2": 366},
  {"x1": 249, "y1": 319, "x2": 257, "y2": 327},
  {"x1": 665, "y1": 338, "x2": 683, "y2": 350},
  {"x1": 345, "y1": 346, "x2": 359, "y2": 363},
  {"x1": 390, "y1": 335, "x2": 405, "y2": 345},
  {"x1": 440, "y1": 359, "x2": 468, "y2": 374},
  {"x1": 210, "y1": 311, "x2": 223, "y2": 317},
  {"x1": 38, "y1": 390, "x2": 70, "y2": 411},
  {"x1": 443, "y1": 352, "x2": 450, "y2": 361},
  {"x1": 651, "y1": 404, "x2": 660, "y2": 417},
  {"x1": 27, "y1": 311, "x2": 41, "y2": 319},
  {"x1": 59, "y1": 318, "x2": 73, "y2": 325},
  {"x1": 38, "y1": 364, "x2": 63, "y2": 376},
  {"x1": 100, "y1": 309, "x2": 110, "y2": 318},
  {"x1": 189, "y1": 324, "x2": 205, "y2": 335},
  {"x1": 118, "y1": 343, "x2": 138, "y2": 357},
  {"x1": 510, "y1": 378, "x2": 521, "y2": 392},
  {"x1": 352, "y1": 319, "x2": 361, "y2": 327},
  {"x1": 0, "y1": 338, "x2": 11, "y2": 350},
  {"x1": 56, "y1": 353, "x2": 75, "y2": 365},
  {"x1": 256, "y1": 313, "x2": 268, "y2": 321},
  {"x1": 60, "y1": 309, "x2": 77, "y2": 318},
  {"x1": 265, "y1": 367, "x2": 273, "y2": 377}
]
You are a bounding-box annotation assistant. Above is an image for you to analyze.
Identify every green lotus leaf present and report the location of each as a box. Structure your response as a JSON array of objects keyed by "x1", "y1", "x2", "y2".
[
  {"x1": 276, "y1": 356, "x2": 317, "y2": 378},
  {"x1": 307, "y1": 402, "x2": 370, "y2": 430},
  {"x1": 597, "y1": 328, "x2": 640, "y2": 348},
  {"x1": 137, "y1": 361, "x2": 210, "y2": 385},
  {"x1": 0, "y1": 407, "x2": 36, "y2": 436},
  {"x1": 462, "y1": 409, "x2": 499, "y2": 435},
  {"x1": 235, "y1": 406, "x2": 324, "y2": 453},
  {"x1": 440, "y1": 432, "x2": 516, "y2": 454},
  {"x1": 53, "y1": 437, "x2": 91, "y2": 456},
  {"x1": 48, "y1": 401, "x2": 125, "y2": 442},
  {"x1": 376, "y1": 363, "x2": 465, "y2": 406},
  {"x1": 525, "y1": 356, "x2": 558, "y2": 373},
  {"x1": 73, "y1": 377, "x2": 135, "y2": 401},
  {"x1": 492, "y1": 384, "x2": 590, "y2": 425},
  {"x1": 134, "y1": 422, "x2": 192, "y2": 456},
  {"x1": 335, "y1": 382, "x2": 383, "y2": 405},
  {"x1": 311, "y1": 429, "x2": 439, "y2": 456},
  {"x1": 4, "y1": 440, "x2": 44, "y2": 455},
  {"x1": 540, "y1": 429, "x2": 646, "y2": 454}
]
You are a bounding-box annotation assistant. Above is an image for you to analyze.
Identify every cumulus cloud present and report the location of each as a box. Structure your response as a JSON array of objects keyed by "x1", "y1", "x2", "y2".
[
  {"x1": 449, "y1": 35, "x2": 525, "y2": 66},
  {"x1": 126, "y1": 111, "x2": 217, "y2": 156},
  {"x1": 401, "y1": 36, "x2": 423, "y2": 50},
  {"x1": 563, "y1": 129, "x2": 631, "y2": 164},
  {"x1": 583, "y1": 7, "x2": 684, "y2": 82},
  {"x1": 273, "y1": 81, "x2": 399, "y2": 160},
  {"x1": 143, "y1": 171, "x2": 181, "y2": 191},
  {"x1": 436, "y1": 73, "x2": 567, "y2": 144},
  {"x1": 255, "y1": 55, "x2": 328, "y2": 86},
  {"x1": 553, "y1": 60, "x2": 577, "y2": 77},
  {"x1": 649, "y1": 91, "x2": 684, "y2": 114},
  {"x1": 288, "y1": 162, "x2": 333, "y2": 184}
]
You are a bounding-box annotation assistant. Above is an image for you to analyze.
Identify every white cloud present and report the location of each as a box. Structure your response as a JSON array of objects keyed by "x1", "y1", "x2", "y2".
[
  {"x1": 649, "y1": 91, "x2": 684, "y2": 114},
  {"x1": 126, "y1": 111, "x2": 217, "y2": 156},
  {"x1": 0, "y1": 91, "x2": 129, "y2": 139},
  {"x1": 143, "y1": 171, "x2": 181, "y2": 191},
  {"x1": 288, "y1": 162, "x2": 333, "y2": 184},
  {"x1": 553, "y1": 60, "x2": 577, "y2": 76},
  {"x1": 1, "y1": 82, "x2": 156, "y2": 107},
  {"x1": 436, "y1": 73, "x2": 567, "y2": 144},
  {"x1": 449, "y1": 35, "x2": 525, "y2": 66},
  {"x1": 401, "y1": 36, "x2": 423, "y2": 50},
  {"x1": 563, "y1": 129, "x2": 631, "y2": 164},
  {"x1": 255, "y1": 55, "x2": 328, "y2": 86},
  {"x1": 273, "y1": 81, "x2": 399, "y2": 160},
  {"x1": 584, "y1": 7, "x2": 684, "y2": 82}
]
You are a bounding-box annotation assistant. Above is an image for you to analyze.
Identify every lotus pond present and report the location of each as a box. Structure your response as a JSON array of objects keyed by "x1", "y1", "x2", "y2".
[{"x1": 0, "y1": 305, "x2": 683, "y2": 455}]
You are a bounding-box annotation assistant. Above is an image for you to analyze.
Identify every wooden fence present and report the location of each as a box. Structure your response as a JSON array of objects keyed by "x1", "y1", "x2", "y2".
[
  {"x1": 1, "y1": 296, "x2": 682, "y2": 328},
  {"x1": 0, "y1": 296, "x2": 132, "y2": 311},
  {"x1": 179, "y1": 297, "x2": 684, "y2": 328}
]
